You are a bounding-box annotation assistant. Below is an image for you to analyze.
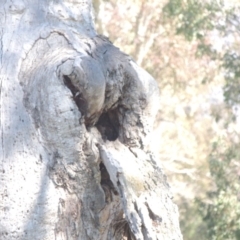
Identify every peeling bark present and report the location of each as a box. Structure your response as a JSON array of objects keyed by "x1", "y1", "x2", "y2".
[{"x1": 0, "y1": 0, "x2": 182, "y2": 239}]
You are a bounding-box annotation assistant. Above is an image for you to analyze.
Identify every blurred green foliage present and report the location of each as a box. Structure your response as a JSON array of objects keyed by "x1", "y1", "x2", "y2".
[
  {"x1": 163, "y1": 0, "x2": 240, "y2": 238},
  {"x1": 163, "y1": 0, "x2": 218, "y2": 41},
  {"x1": 196, "y1": 142, "x2": 240, "y2": 240},
  {"x1": 223, "y1": 52, "x2": 240, "y2": 105},
  {"x1": 164, "y1": 0, "x2": 240, "y2": 107}
]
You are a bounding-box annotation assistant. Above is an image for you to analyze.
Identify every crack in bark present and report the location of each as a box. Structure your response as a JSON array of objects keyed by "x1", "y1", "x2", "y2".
[
  {"x1": 53, "y1": 30, "x2": 85, "y2": 55},
  {"x1": 99, "y1": 162, "x2": 118, "y2": 203},
  {"x1": 21, "y1": 30, "x2": 83, "y2": 65},
  {"x1": 63, "y1": 75, "x2": 88, "y2": 116}
]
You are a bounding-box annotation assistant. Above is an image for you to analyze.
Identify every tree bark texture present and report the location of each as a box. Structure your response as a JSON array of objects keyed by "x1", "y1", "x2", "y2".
[{"x1": 0, "y1": 0, "x2": 182, "y2": 239}]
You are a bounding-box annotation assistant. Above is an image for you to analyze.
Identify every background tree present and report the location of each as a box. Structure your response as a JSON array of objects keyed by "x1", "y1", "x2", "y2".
[{"x1": 0, "y1": 0, "x2": 182, "y2": 239}]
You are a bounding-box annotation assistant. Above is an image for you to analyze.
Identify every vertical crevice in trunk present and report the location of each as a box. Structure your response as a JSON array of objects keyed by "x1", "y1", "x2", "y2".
[
  {"x1": 63, "y1": 75, "x2": 88, "y2": 117},
  {"x1": 113, "y1": 217, "x2": 136, "y2": 240},
  {"x1": 99, "y1": 162, "x2": 118, "y2": 203}
]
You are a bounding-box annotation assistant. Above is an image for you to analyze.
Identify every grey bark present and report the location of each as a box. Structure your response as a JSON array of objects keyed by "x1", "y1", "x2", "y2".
[{"x1": 0, "y1": 0, "x2": 182, "y2": 239}]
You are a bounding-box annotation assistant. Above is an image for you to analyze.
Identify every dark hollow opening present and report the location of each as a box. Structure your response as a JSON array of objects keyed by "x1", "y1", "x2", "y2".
[
  {"x1": 96, "y1": 109, "x2": 119, "y2": 141},
  {"x1": 63, "y1": 75, "x2": 120, "y2": 136}
]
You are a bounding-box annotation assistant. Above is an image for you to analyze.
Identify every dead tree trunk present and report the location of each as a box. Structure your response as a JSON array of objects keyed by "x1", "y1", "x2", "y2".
[{"x1": 0, "y1": 0, "x2": 182, "y2": 239}]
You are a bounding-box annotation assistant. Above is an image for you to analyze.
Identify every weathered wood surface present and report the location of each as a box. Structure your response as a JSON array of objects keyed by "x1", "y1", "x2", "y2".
[{"x1": 0, "y1": 0, "x2": 182, "y2": 239}]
